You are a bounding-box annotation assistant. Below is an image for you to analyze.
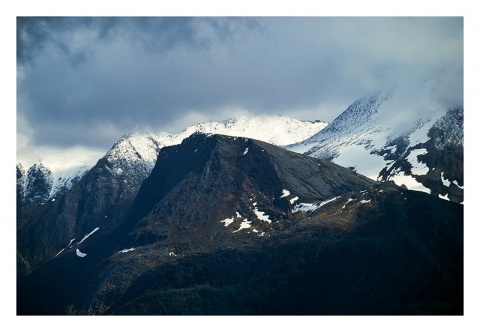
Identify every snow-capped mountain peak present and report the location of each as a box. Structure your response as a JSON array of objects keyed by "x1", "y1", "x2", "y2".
[
  {"x1": 18, "y1": 115, "x2": 327, "y2": 205},
  {"x1": 101, "y1": 114, "x2": 328, "y2": 183},
  {"x1": 285, "y1": 82, "x2": 463, "y2": 203},
  {"x1": 176, "y1": 115, "x2": 327, "y2": 146},
  {"x1": 17, "y1": 162, "x2": 54, "y2": 204}
]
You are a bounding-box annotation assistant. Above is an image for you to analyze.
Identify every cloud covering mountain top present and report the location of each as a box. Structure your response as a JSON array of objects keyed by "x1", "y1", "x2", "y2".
[{"x1": 17, "y1": 17, "x2": 463, "y2": 159}]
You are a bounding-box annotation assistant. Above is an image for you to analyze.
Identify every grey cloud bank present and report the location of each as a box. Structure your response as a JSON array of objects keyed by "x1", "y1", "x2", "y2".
[{"x1": 17, "y1": 17, "x2": 463, "y2": 153}]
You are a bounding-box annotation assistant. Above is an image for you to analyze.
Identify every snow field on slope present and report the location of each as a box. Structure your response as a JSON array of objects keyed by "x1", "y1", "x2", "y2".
[
  {"x1": 290, "y1": 83, "x2": 453, "y2": 195},
  {"x1": 391, "y1": 173, "x2": 431, "y2": 194},
  {"x1": 333, "y1": 144, "x2": 387, "y2": 180},
  {"x1": 407, "y1": 148, "x2": 429, "y2": 176},
  {"x1": 178, "y1": 115, "x2": 327, "y2": 146},
  {"x1": 106, "y1": 133, "x2": 176, "y2": 166}
]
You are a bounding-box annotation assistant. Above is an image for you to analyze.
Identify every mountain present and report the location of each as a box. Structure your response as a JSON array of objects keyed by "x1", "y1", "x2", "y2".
[
  {"x1": 16, "y1": 115, "x2": 327, "y2": 205},
  {"x1": 286, "y1": 82, "x2": 463, "y2": 203},
  {"x1": 121, "y1": 133, "x2": 375, "y2": 252},
  {"x1": 17, "y1": 134, "x2": 463, "y2": 315},
  {"x1": 174, "y1": 114, "x2": 327, "y2": 146},
  {"x1": 16, "y1": 116, "x2": 327, "y2": 274},
  {"x1": 98, "y1": 114, "x2": 328, "y2": 202},
  {"x1": 16, "y1": 162, "x2": 88, "y2": 205},
  {"x1": 16, "y1": 162, "x2": 53, "y2": 205}
]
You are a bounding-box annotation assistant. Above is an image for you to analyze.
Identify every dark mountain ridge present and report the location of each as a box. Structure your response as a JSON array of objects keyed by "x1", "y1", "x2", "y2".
[{"x1": 123, "y1": 133, "x2": 376, "y2": 250}]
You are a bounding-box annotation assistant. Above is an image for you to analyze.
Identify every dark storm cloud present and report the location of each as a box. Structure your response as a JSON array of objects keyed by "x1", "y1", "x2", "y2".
[
  {"x1": 17, "y1": 17, "x2": 257, "y2": 65},
  {"x1": 18, "y1": 17, "x2": 264, "y2": 148},
  {"x1": 17, "y1": 17, "x2": 463, "y2": 151}
]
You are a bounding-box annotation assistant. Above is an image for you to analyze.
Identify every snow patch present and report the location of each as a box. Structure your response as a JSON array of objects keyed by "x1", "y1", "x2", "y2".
[
  {"x1": 118, "y1": 248, "x2": 136, "y2": 253},
  {"x1": 292, "y1": 196, "x2": 339, "y2": 213},
  {"x1": 76, "y1": 249, "x2": 87, "y2": 257},
  {"x1": 360, "y1": 199, "x2": 371, "y2": 204},
  {"x1": 319, "y1": 196, "x2": 339, "y2": 208},
  {"x1": 243, "y1": 148, "x2": 249, "y2": 155},
  {"x1": 55, "y1": 248, "x2": 65, "y2": 257},
  {"x1": 453, "y1": 180, "x2": 464, "y2": 189},
  {"x1": 292, "y1": 203, "x2": 319, "y2": 213},
  {"x1": 342, "y1": 198, "x2": 354, "y2": 210},
  {"x1": 407, "y1": 148, "x2": 429, "y2": 176},
  {"x1": 77, "y1": 227, "x2": 100, "y2": 245},
  {"x1": 333, "y1": 143, "x2": 387, "y2": 180},
  {"x1": 220, "y1": 217, "x2": 235, "y2": 227},
  {"x1": 290, "y1": 196, "x2": 299, "y2": 204},
  {"x1": 280, "y1": 189, "x2": 291, "y2": 198},
  {"x1": 391, "y1": 172, "x2": 431, "y2": 194},
  {"x1": 254, "y1": 208, "x2": 272, "y2": 224},
  {"x1": 233, "y1": 219, "x2": 252, "y2": 233},
  {"x1": 439, "y1": 193, "x2": 449, "y2": 201},
  {"x1": 441, "y1": 172, "x2": 451, "y2": 187}
]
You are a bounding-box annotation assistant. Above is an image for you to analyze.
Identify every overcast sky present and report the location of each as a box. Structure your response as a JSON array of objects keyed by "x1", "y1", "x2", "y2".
[{"x1": 16, "y1": 16, "x2": 463, "y2": 172}]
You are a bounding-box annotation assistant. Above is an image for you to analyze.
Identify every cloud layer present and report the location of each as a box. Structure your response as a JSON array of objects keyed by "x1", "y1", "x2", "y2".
[{"x1": 17, "y1": 17, "x2": 463, "y2": 153}]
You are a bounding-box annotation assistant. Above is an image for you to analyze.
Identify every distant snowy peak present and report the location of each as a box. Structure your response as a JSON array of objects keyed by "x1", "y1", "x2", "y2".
[
  {"x1": 105, "y1": 133, "x2": 172, "y2": 168},
  {"x1": 285, "y1": 82, "x2": 463, "y2": 203},
  {"x1": 315, "y1": 90, "x2": 392, "y2": 135},
  {"x1": 286, "y1": 89, "x2": 396, "y2": 156},
  {"x1": 17, "y1": 162, "x2": 54, "y2": 204},
  {"x1": 102, "y1": 133, "x2": 171, "y2": 182},
  {"x1": 17, "y1": 162, "x2": 90, "y2": 204},
  {"x1": 178, "y1": 115, "x2": 328, "y2": 146},
  {"x1": 50, "y1": 166, "x2": 89, "y2": 198},
  {"x1": 104, "y1": 114, "x2": 328, "y2": 175}
]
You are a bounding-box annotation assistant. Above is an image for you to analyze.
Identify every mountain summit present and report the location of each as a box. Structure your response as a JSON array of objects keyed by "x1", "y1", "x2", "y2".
[
  {"x1": 121, "y1": 133, "x2": 375, "y2": 251},
  {"x1": 286, "y1": 82, "x2": 463, "y2": 203},
  {"x1": 17, "y1": 115, "x2": 327, "y2": 205}
]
